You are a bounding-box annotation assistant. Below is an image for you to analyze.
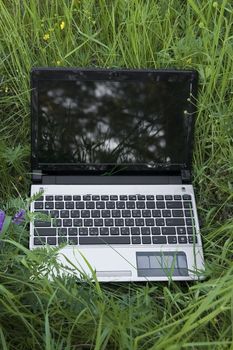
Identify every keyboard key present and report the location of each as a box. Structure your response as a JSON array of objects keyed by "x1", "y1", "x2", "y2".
[
  {"x1": 162, "y1": 210, "x2": 171, "y2": 217},
  {"x1": 73, "y1": 219, "x2": 83, "y2": 227},
  {"x1": 120, "y1": 195, "x2": 127, "y2": 200},
  {"x1": 92, "y1": 195, "x2": 100, "y2": 201},
  {"x1": 52, "y1": 218, "x2": 61, "y2": 227},
  {"x1": 138, "y1": 195, "x2": 145, "y2": 200},
  {"x1": 129, "y1": 195, "x2": 136, "y2": 200},
  {"x1": 185, "y1": 209, "x2": 194, "y2": 217},
  {"x1": 86, "y1": 202, "x2": 95, "y2": 209},
  {"x1": 183, "y1": 201, "x2": 193, "y2": 208},
  {"x1": 132, "y1": 210, "x2": 141, "y2": 217},
  {"x1": 187, "y1": 226, "x2": 196, "y2": 234},
  {"x1": 122, "y1": 210, "x2": 131, "y2": 217},
  {"x1": 79, "y1": 228, "x2": 88, "y2": 236},
  {"x1": 146, "y1": 201, "x2": 155, "y2": 209},
  {"x1": 96, "y1": 202, "x2": 105, "y2": 209},
  {"x1": 34, "y1": 237, "x2": 46, "y2": 245},
  {"x1": 156, "y1": 195, "x2": 164, "y2": 200},
  {"x1": 83, "y1": 195, "x2": 91, "y2": 201},
  {"x1": 79, "y1": 236, "x2": 130, "y2": 244},
  {"x1": 156, "y1": 218, "x2": 165, "y2": 226},
  {"x1": 145, "y1": 218, "x2": 154, "y2": 226},
  {"x1": 35, "y1": 196, "x2": 44, "y2": 201},
  {"x1": 121, "y1": 227, "x2": 130, "y2": 235},
  {"x1": 68, "y1": 228, "x2": 77, "y2": 236},
  {"x1": 136, "y1": 202, "x2": 145, "y2": 209},
  {"x1": 35, "y1": 202, "x2": 43, "y2": 209},
  {"x1": 188, "y1": 236, "x2": 198, "y2": 243},
  {"x1": 166, "y1": 218, "x2": 185, "y2": 226},
  {"x1": 47, "y1": 237, "x2": 56, "y2": 245},
  {"x1": 131, "y1": 227, "x2": 140, "y2": 235},
  {"x1": 132, "y1": 236, "x2": 141, "y2": 244},
  {"x1": 58, "y1": 228, "x2": 67, "y2": 236},
  {"x1": 177, "y1": 227, "x2": 186, "y2": 235},
  {"x1": 34, "y1": 220, "x2": 51, "y2": 227},
  {"x1": 112, "y1": 210, "x2": 121, "y2": 217},
  {"x1": 68, "y1": 237, "x2": 78, "y2": 245},
  {"x1": 65, "y1": 202, "x2": 74, "y2": 209},
  {"x1": 34, "y1": 228, "x2": 56, "y2": 236},
  {"x1": 55, "y1": 195, "x2": 63, "y2": 201},
  {"x1": 100, "y1": 227, "x2": 109, "y2": 235},
  {"x1": 142, "y1": 236, "x2": 151, "y2": 244},
  {"x1": 174, "y1": 195, "x2": 181, "y2": 200},
  {"x1": 126, "y1": 202, "x2": 135, "y2": 209},
  {"x1": 89, "y1": 228, "x2": 99, "y2": 236},
  {"x1": 186, "y1": 218, "x2": 193, "y2": 226},
  {"x1": 125, "y1": 219, "x2": 134, "y2": 226},
  {"x1": 45, "y1": 202, "x2": 54, "y2": 209},
  {"x1": 165, "y1": 195, "x2": 172, "y2": 200},
  {"x1": 102, "y1": 210, "x2": 110, "y2": 218},
  {"x1": 34, "y1": 210, "x2": 49, "y2": 216},
  {"x1": 142, "y1": 210, "x2": 151, "y2": 217},
  {"x1": 46, "y1": 196, "x2": 53, "y2": 201},
  {"x1": 110, "y1": 195, "x2": 118, "y2": 200},
  {"x1": 141, "y1": 227, "x2": 150, "y2": 235},
  {"x1": 76, "y1": 202, "x2": 84, "y2": 209},
  {"x1": 152, "y1": 210, "x2": 161, "y2": 217},
  {"x1": 50, "y1": 210, "x2": 59, "y2": 218},
  {"x1": 105, "y1": 219, "x2": 113, "y2": 226},
  {"x1": 151, "y1": 227, "x2": 161, "y2": 235},
  {"x1": 152, "y1": 236, "x2": 166, "y2": 244},
  {"x1": 106, "y1": 202, "x2": 115, "y2": 209},
  {"x1": 81, "y1": 210, "x2": 90, "y2": 218},
  {"x1": 55, "y1": 202, "x2": 64, "y2": 209},
  {"x1": 183, "y1": 195, "x2": 191, "y2": 200},
  {"x1": 135, "y1": 219, "x2": 144, "y2": 226},
  {"x1": 60, "y1": 210, "x2": 69, "y2": 218},
  {"x1": 156, "y1": 201, "x2": 165, "y2": 209},
  {"x1": 58, "y1": 236, "x2": 67, "y2": 244},
  {"x1": 110, "y1": 227, "x2": 119, "y2": 235},
  {"x1": 101, "y1": 195, "x2": 109, "y2": 200},
  {"x1": 71, "y1": 210, "x2": 80, "y2": 218},
  {"x1": 64, "y1": 195, "x2": 72, "y2": 201},
  {"x1": 73, "y1": 195, "x2": 81, "y2": 201},
  {"x1": 115, "y1": 219, "x2": 124, "y2": 226},
  {"x1": 168, "y1": 236, "x2": 177, "y2": 244},
  {"x1": 146, "y1": 195, "x2": 154, "y2": 200},
  {"x1": 178, "y1": 236, "x2": 187, "y2": 244},
  {"x1": 172, "y1": 210, "x2": 184, "y2": 217},
  {"x1": 63, "y1": 219, "x2": 72, "y2": 227},
  {"x1": 162, "y1": 227, "x2": 176, "y2": 235},
  {"x1": 166, "y1": 201, "x2": 182, "y2": 209},
  {"x1": 91, "y1": 210, "x2": 100, "y2": 218},
  {"x1": 84, "y1": 219, "x2": 93, "y2": 227},
  {"x1": 94, "y1": 219, "x2": 103, "y2": 226}
]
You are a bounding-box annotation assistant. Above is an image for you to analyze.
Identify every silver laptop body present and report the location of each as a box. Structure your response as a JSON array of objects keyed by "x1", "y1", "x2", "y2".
[{"x1": 30, "y1": 68, "x2": 205, "y2": 281}]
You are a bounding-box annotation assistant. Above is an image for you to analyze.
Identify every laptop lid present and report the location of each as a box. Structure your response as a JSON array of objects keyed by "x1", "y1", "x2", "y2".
[{"x1": 31, "y1": 68, "x2": 198, "y2": 177}]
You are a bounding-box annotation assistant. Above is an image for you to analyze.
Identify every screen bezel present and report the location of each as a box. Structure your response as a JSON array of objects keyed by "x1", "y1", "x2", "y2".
[{"x1": 31, "y1": 67, "x2": 198, "y2": 175}]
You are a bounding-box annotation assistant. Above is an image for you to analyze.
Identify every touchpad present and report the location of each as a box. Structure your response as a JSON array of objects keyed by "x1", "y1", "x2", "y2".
[{"x1": 136, "y1": 252, "x2": 188, "y2": 277}]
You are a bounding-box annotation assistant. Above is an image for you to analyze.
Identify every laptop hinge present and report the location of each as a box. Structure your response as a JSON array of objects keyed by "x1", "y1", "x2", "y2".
[
  {"x1": 181, "y1": 170, "x2": 191, "y2": 184},
  {"x1": 32, "y1": 169, "x2": 43, "y2": 183}
]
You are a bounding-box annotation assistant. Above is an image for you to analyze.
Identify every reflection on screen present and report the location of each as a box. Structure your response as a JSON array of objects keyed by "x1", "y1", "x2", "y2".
[{"x1": 37, "y1": 80, "x2": 191, "y2": 167}]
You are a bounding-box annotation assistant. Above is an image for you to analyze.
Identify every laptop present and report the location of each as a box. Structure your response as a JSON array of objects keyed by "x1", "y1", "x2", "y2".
[{"x1": 30, "y1": 68, "x2": 205, "y2": 281}]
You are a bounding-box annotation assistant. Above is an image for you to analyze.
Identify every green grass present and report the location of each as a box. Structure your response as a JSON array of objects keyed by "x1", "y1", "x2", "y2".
[{"x1": 0, "y1": 0, "x2": 233, "y2": 349}]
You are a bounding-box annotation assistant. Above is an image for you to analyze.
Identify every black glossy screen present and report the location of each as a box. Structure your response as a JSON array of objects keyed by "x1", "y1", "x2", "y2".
[{"x1": 37, "y1": 79, "x2": 191, "y2": 169}]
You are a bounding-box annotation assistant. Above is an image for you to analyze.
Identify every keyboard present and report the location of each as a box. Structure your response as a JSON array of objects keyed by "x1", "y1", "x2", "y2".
[{"x1": 32, "y1": 194, "x2": 198, "y2": 246}]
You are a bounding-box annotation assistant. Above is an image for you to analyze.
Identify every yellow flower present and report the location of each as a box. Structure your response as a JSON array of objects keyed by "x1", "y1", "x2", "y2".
[
  {"x1": 56, "y1": 60, "x2": 61, "y2": 66},
  {"x1": 43, "y1": 33, "x2": 50, "y2": 41},
  {"x1": 5, "y1": 86, "x2": 9, "y2": 93},
  {"x1": 60, "y1": 21, "x2": 65, "y2": 30},
  {"x1": 186, "y1": 58, "x2": 192, "y2": 64}
]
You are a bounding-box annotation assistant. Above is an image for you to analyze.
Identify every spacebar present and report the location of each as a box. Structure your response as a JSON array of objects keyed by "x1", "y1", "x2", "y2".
[{"x1": 79, "y1": 236, "x2": 130, "y2": 245}]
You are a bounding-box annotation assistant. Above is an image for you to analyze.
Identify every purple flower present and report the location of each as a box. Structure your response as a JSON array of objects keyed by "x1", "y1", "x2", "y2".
[
  {"x1": 0, "y1": 210, "x2": 6, "y2": 232},
  {"x1": 12, "y1": 209, "x2": 25, "y2": 225}
]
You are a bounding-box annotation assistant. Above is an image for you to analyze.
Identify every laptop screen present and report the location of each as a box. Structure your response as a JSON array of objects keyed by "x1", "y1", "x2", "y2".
[{"x1": 32, "y1": 69, "x2": 197, "y2": 173}]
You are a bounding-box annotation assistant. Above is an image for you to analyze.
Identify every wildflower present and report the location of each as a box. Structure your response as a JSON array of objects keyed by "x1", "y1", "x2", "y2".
[
  {"x1": 5, "y1": 86, "x2": 9, "y2": 93},
  {"x1": 60, "y1": 21, "x2": 65, "y2": 30},
  {"x1": 198, "y1": 22, "x2": 205, "y2": 29},
  {"x1": 56, "y1": 60, "x2": 61, "y2": 66},
  {"x1": 213, "y1": 2, "x2": 218, "y2": 8},
  {"x1": 18, "y1": 176, "x2": 22, "y2": 181},
  {"x1": 12, "y1": 209, "x2": 25, "y2": 225},
  {"x1": 43, "y1": 33, "x2": 50, "y2": 41},
  {"x1": 0, "y1": 210, "x2": 5, "y2": 232}
]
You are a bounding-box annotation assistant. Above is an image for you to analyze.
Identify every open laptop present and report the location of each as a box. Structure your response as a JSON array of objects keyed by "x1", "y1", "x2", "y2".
[{"x1": 30, "y1": 68, "x2": 205, "y2": 281}]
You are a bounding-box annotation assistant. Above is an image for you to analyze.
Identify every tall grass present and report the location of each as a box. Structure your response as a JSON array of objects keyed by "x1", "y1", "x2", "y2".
[{"x1": 0, "y1": 0, "x2": 233, "y2": 349}]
